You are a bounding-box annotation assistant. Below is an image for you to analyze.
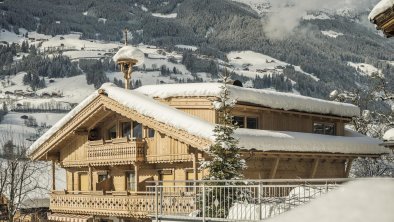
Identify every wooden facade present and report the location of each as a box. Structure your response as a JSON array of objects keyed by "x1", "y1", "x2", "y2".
[{"x1": 29, "y1": 90, "x2": 382, "y2": 221}]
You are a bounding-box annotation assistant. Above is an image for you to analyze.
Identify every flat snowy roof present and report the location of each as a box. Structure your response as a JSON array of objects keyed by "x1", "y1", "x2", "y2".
[
  {"x1": 135, "y1": 83, "x2": 360, "y2": 118},
  {"x1": 28, "y1": 83, "x2": 386, "y2": 156}
]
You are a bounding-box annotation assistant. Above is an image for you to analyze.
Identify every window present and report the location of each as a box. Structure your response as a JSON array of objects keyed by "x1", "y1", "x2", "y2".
[
  {"x1": 122, "y1": 122, "x2": 131, "y2": 139},
  {"x1": 313, "y1": 122, "x2": 336, "y2": 135},
  {"x1": 186, "y1": 170, "x2": 196, "y2": 192},
  {"x1": 246, "y1": 117, "x2": 258, "y2": 129},
  {"x1": 148, "y1": 128, "x2": 155, "y2": 138},
  {"x1": 107, "y1": 125, "x2": 117, "y2": 139},
  {"x1": 98, "y1": 173, "x2": 108, "y2": 183},
  {"x1": 233, "y1": 116, "x2": 245, "y2": 128},
  {"x1": 133, "y1": 121, "x2": 142, "y2": 138},
  {"x1": 126, "y1": 172, "x2": 136, "y2": 191}
]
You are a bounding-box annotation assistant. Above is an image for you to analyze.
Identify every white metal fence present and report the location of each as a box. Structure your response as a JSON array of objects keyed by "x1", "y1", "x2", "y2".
[{"x1": 146, "y1": 178, "x2": 351, "y2": 221}]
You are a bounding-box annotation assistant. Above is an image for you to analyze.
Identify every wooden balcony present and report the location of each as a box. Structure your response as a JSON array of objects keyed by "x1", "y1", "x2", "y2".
[
  {"x1": 50, "y1": 192, "x2": 154, "y2": 218},
  {"x1": 87, "y1": 139, "x2": 145, "y2": 166}
]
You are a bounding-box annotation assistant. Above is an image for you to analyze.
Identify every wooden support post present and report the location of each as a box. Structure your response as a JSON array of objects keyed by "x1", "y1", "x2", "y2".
[
  {"x1": 269, "y1": 158, "x2": 280, "y2": 179},
  {"x1": 71, "y1": 170, "x2": 75, "y2": 191},
  {"x1": 310, "y1": 159, "x2": 320, "y2": 178},
  {"x1": 345, "y1": 159, "x2": 353, "y2": 177},
  {"x1": 88, "y1": 164, "x2": 93, "y2": 191},
  {"x1": 51, "y1": 160, "x2": 56, "y2": 191},
  {"x1": 134, "y1": 163, "x2": 139, "y2": 192},
  {"x1": 193, "y1": 151, "x2": 198, "y2": 180}
]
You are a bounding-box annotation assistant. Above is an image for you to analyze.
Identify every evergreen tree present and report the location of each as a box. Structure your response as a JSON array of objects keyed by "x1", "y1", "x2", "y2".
[{"x1": 199, "y1": 69, "x2": 246, "y2": 218}]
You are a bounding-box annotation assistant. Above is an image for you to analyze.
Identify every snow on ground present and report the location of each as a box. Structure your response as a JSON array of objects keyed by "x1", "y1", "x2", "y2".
[
  {"x1": 347, "y1": 62, "x2": 382, "y2": 77},
  {"x1": 175, "y1": 44, "x2": 198, "y2": 51},
  {"x1": 35, "y1": 75, "x2": 95, "y2": 104},
  {"x1": 40, "y1": 33, "x2": 120, "y2": 51},
  {"x1": 227, "y1": 51, "x2": 319, "y2": 81},
  {"x1": 141, "y1": 5, "x2": 148, "y2": 12},
  {"x1": 383, "y1": 128, "x2": 394, "y2": 141},
  {"x1": 152, "y1": 13, "x2": 177, "y2": 18},
  {"x1": 231, "y1": 0, "x2": 271, "y2": 15},
  {"x1": 0, "y1": 29, "x2": 24, "y2": 44},
  {"x1": 62, "y1": 50, "x2": 105, "y2": 60},
  {"x1": 302, "y1": 13, "x2": 331, "y2": 20},
  {"x1": 267, "y1": 179, "x2": 394, "y2": 222},
  {"x1": 98, "y1": 18, "x2": 107, "y2": 24},
  {"x1": 321, "y1": 30, "x2": 344, "y2": 38}
]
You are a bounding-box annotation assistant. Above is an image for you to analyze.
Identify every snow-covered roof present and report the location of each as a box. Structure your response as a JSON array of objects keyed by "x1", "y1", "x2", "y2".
[
  {"x1": 383, "y1": 128, "x2": 394, "y2": 141},
  {"x1": 369, "y1": 0, "x2": 394, "y2": 21},
  {"x1": 236, "y1": 128, "x2": 388, "y2": 154},
  {"x1": 135, "y1": 83, "x2": 360, "y2": 117},
  {"x1": 113, "y1": 46, "x2": 144, "y2": 66},
  {"x1": 28, "y1": 83, "x2": 385, "y2": 156},
  {"x1": 267, "y1": 179, "x2": 394, "y2": 222}
]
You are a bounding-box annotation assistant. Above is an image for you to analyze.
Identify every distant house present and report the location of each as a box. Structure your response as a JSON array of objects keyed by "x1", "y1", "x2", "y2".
[
  {"x1": 14, "y1": 198, "x2": 50, "y2": 222},
  {"x1": 28, "y1": 82, "x2": 388, "y2": 221}
]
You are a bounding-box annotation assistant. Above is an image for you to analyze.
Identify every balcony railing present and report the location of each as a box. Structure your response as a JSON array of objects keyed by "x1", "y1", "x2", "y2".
[
  {"x1": 50, "y1": 191, "x2": 154, "y2": 218},
  {"x1": 87, "y1": 139, "x2": 145, "y2": 165}
]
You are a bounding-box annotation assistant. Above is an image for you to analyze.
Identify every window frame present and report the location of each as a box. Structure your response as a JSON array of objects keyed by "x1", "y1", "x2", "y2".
[{"x1": 313, "y1": 122, "x2": 336, "y2": 135}]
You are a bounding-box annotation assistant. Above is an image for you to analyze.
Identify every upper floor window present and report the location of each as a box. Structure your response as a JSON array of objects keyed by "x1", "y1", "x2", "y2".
[
  {"x1": 246, "y1": 117, "x2": 258, "y2": 129},
  {"x1": 122, "y1": 122, "x2": 131, "y2": 139},
  {"x1": 133, "y1": 121, "x2": 142, "y2": 139},
  {"x1": 313, "y1": 122, "x2": 336, "y2": 135},
  {"x1": 107, "y1": 125, "x2": 117, "y2": 139},
  {"x1": 233, "y1": 116, "x2": 245, "y2": 128},
  {"x1": 233, "y1": 116, "x2": 258, "y2": 129},
  {"x1": 148, "y1": 128, "x2": 155, "y2": 138}
]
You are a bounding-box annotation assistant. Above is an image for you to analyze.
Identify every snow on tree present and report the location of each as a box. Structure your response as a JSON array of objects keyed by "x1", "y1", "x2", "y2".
[
  {"x1": 199, "y1": 69, "x2": 247, "y2": 218},
  {"x1": 200, "y1": 69, "x2": 246, "y2": 180},
  {"x1": 330, "y1": 73, "x2": 394, "y2": 177}
]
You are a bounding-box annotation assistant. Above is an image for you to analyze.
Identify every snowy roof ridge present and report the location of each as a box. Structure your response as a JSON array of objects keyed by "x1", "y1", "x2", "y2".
[
  {"x1": 369, "y1": 0, "x2": 394, "y2": 20},
  {"x1": 135, "y1": 83, "x2": 360, "y2": 117}
]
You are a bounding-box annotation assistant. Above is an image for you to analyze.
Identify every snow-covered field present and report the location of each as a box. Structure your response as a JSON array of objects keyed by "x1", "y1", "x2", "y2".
[
  {"x1": 321, "y1": 30, "x2": 344, "y2": 38},
  {"x1": 227, "y1": 51, "x2": 319, "y2": 81},
  {"x1": 347, "y1": 62, "x2": 383, "y2": 77}
]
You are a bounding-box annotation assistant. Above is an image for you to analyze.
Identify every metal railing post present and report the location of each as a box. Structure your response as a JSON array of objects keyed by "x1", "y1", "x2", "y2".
[
  {"x1": 202, "y1": 183, "x2": 206, "y2": 222},
  {"x1": 259, "y1": 182, "x2": 262, "y2": 220},
  {"x1": 155, "y1": 182, "x2": 159, "y2": 222}
]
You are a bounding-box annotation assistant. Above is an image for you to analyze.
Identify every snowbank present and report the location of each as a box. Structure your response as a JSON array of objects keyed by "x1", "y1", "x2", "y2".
[
  {"x1": 267, "y1": 179, "x2": 394, "y2": 222},
  {"x1": 113, "y1": 46, "x2": 144, "y2": 66},
  {"x1": 369, "y1": 0, "x2": 394, "y2": 20},
  {"x1": 136, "y1": 83, "x2": 360, "y2": 117},
  {"x1": 383, "y1": 128, "x2": 394, "y2": 141}
]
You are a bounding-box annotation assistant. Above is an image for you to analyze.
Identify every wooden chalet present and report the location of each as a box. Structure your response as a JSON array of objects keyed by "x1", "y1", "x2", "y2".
[
  {"x1": 28, "y1": 82, "x2": 388, "y2": 221},
  {"x1": 369, "y1": 0, "x2": 394, "y2": 37}
]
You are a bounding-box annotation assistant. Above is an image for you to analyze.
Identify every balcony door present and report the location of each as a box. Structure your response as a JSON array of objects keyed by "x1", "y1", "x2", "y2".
[{"x1": 79, "y1": 173, "x2": 89, "y2": 191}]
